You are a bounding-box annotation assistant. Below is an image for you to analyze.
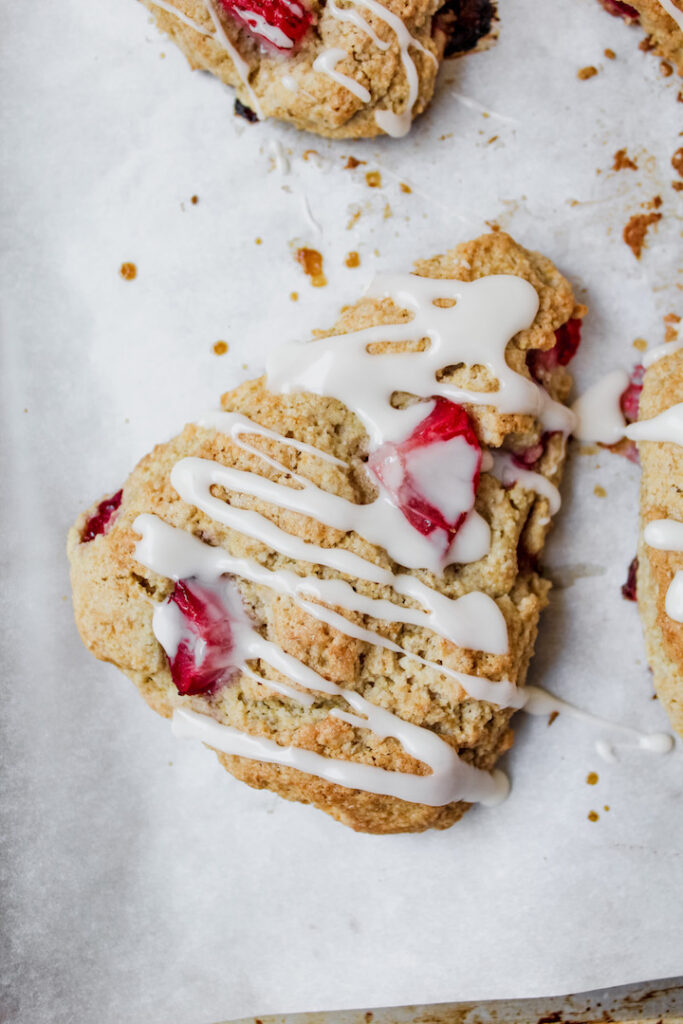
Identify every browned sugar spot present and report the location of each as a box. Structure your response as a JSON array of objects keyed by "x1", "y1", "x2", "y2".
[
  {"x1": 604, "y1": 47, "x2": 616, "y2": 59},
  {"x1": 400, "y1": 182, "x2": 412, "y2": 193},
  {"x1": 623, "y1": 212, "x2": 662, "y2": 259},
  {"x1": 613, "y1": 148, "x2": 637, "y2": 171},
  {"x1": 345, "y1": 251, "x2": 360, "y2": 268},
  {"x1": 344, "y1": 156, "x2": 365, "y2": 169},
  {"x1": 119, "y1": 262, "x2": 137, "y2": 281},
  {"x1": 296, "y1": 247, "x2": 327, "y2": 287},
  {"x1": 586, "y1": 772, "x2": 599, "y2": 785},
  {"x1": 577, "y1": 65, "x2": 598, "y2": 80},
  {"x1": 365, "y1": 170, "x2": 382, "y2": 188},
  {"x1": 588, "y1": 810, "x2": 599, "y2": 822},
  {"x1": 672, "y1": 147, "x2": 683, "y2": 179},
  {"x1": 213, "y1": 341, "x2": 228, "y2": 355}
]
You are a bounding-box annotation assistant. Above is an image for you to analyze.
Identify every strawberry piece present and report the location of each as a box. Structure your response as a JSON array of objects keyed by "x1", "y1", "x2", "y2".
[
  {"x1": 622, "y1": 556, "x2": 638, "y2": 601},
  {"x1": 167, "y1": 580, "x2": 237, "y2": 696},
  {"x1": 598, "y1": 0, "x2": 640, "y2": 20},
  {"x1": 217, "y1": 0, "x2": 313, "y2": 52},
  {"x1": 512, "y1": 439, "x2": 546, "y2": 470},
  {"x1": 368, "y1": 398, "x2": 482, "y2": 554},
  {"x1": 81, "y1": 490, "x2": 123, "y2": 543},
  {"x1": 527, "y1": 318, "x2": 582, "y2": 382},
  {"x1": 620, "y1": 363, "x2": 644, "y2": 423}
]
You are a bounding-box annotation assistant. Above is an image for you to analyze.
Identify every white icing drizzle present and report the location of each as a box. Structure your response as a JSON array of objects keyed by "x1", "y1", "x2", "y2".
[
  {"x1": 655, "y1": 0, "x2": 683, "y2": 30},
  {"x1": 202, "y1": 0, "x2": 264, "y2": 119},
  {"x1": 626, "y1": 402, "x2": 683, "y2": 447},
  {"x1": 489, "y1": 451, "x2": 561, "y2": 516},
  {"x1": 522, "y1": 687, "x2": 674, "y2": 762},
  {"x1": 571, "y1": 368, "x2": 629, "y2": 446},
  {"x1": 312, "y1": 49, "x2": 371, "y2": 103},
  {"x1": 644, "y1": 519, "x2": 683, "y2": 551},
  {"x1": 267, "y1": 273, "x2": 575, "y2": 446},
  {"x1": 643, "y1": 341, "x2": 683, "y2": 368},
  {"x1": 665, "y1": 571, "x2": 683, "y2": 622},
  {"x1": 327, "y1": 0, "x2": 390, "y2": 51},
  {"x1": 281, "y1": 73, "x2": 300, "y2": 92},
  {"x1": 145, "y1": 0, "x2": 213, "y2": 36}
]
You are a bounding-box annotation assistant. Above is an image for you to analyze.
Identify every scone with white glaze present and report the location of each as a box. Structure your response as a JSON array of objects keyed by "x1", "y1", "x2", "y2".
[
  {"x1": 136, "y1": 0, "x2": 497, "y2": 138},
  {"x1": 68, "y1": 231, "x2": 584, "y2": 834},
  {"x1": 630, "y1": 347, "x2": 683, "y2": 737},
  {"x1": 598, "y1": 0, "x2": 683, "y2": 73}
]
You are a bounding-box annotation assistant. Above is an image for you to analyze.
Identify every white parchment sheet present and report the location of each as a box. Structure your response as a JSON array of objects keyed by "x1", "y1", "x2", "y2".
[{"x1": 1, "y1": 0, "x2": 682, "y2": 1021}]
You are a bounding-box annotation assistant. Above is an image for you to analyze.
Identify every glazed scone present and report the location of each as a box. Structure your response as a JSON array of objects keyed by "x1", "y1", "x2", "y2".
[
  {"x1": 598, "y1": 0, "x2": 683, "y2": 74},
  {"x1": 68, "y1": 231, "x2": 584, "y2": 834},
  {"x1": 630, "y1": 347, "x2": 683, "y2": 737},
  {"x1": 136, "y1": 0, "x2": 497, "y2": 137}
]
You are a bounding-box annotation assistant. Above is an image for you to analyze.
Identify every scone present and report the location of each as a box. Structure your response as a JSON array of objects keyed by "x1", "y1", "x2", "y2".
[
  {"x1": 598, "y1": 0, "x2": 683, "y2": 73},
  {"x1": 68, "y1": 231, "x2": 584, "y2": 834},
  {"x1": 136, "y1": 0, "x2": 497, "y2": 137},
  {"x1": 628, "y1": 346, "x2": 683, "y2": 737}
]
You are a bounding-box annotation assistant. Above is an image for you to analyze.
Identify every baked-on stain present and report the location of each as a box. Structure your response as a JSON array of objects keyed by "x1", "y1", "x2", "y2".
[
  {"x1": 612, "y1": 147, "x2": 637, "y2": 171},
  {"x1": 296, "y1": 247, "x2": 327, "y2": 287},
  {"x1": 400, "y1": 182, "x2": 412, "y2": 193},
  {"x1": 290, "y1": 291, "x2": 299, "y2": 302},
  {"x1": 213, "y1": 341, "x2": 228, "y2": 355},
  {"x1": 660, "y1": 60, "x2": 673, "y2": 76},
  {"x1": 664, "y1": 313, "x2": 681, "y2": 343},
  {"x1": 586, "y1": 771, "x2": 599, "y2": 785},
  {"x1": 633, "y1": 337, "x2": 648, "y2": 351},
  {"x1": 547, "y1": 710, "x2": 559, "y2": 726},
  {"x1": 345, "y1": 251, "x2": 360, "y2": 268},
  {"x1": 577, "y1": 65, "x2": 598, "y2": 79},
  {"x1": 365, "y1": 170, "x2": 382, "y2": 188},
  {"x1": 119, "y1": 262, "x2": 137, "y2": 281},
  {"x1": 191, "y1": 195, "x2": 199, "y2": 204},
  {"x1": 604, "y1": 47, "x2": 616, "y2": 58},
  {"x1": 588, "y1": 810, "x2": 599, "y2": 822},
  {"x1": 672, "y1": 147, "x2": 683, "y2": 178},
  {"x1": 344, "y1": 156, "x2": 365, "y2": 169},
  {"x1": 594, "y1": 485, "x2": 607, "y2": 498},
  {"x1": 623, "y1": 211, "x2": 662, "y2": 259}
]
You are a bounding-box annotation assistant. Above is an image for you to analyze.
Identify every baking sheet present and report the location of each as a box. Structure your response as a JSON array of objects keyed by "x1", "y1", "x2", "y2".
[{"x1": 1, "y1": 0, "x2": 682, "y2": 1021}]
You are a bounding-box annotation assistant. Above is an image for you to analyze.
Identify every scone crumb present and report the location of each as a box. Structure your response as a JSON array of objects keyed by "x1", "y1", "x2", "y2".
[
  {"x1": 191, "y1": 195, "x2": 199, "y2": 205},
  {"x1": 664, "y1": 313, "x2": 681, "y2": 343},
  {"x1": 613, "y1": 148, "x2": 637, "y2": 171},
  {"x1": 296, "y1": 247, "x2": 327, "y2": 287},
  {"x1": 586, "y1": 771, "x2": 599, "y2": 785},
  {"x1": 639, "y1": 36, "x2": 655, "y2": 52},
  {"x1": 345, "y1": 251, "x2": 360, "y2": 268},
  {"x1": 212, "y1": 341, "x2": 228, "y2": 356},
  {"x1": 577, "y1": 65, "x2": 598, "y2": 80},
  {"x1": 660, "y1": 60, "x2": 673, "y2": 77},
  {"x1": 594, "y1": 485, "x2": 607, "y2": 498},
  {"x1": 400, "y1": 182, "x2": 412, "y2": 193},
  {"x1": 290, "y1": 291, "x2": 299, "y2": 302},
  {"x1": 672, "y1": 148, "x2": 683, "y2": 179},
  {"x1": 604, "y1": 47, "x2": 616, "y2": 59},
  {"x1": 365, "y1": 171, "x2": 382, "y2": 188},
  {"x1": 255, "y1": 237, "x2": 262, "y2": 245},
  {"x1": 119, "y1": 262, "x2": 137, "y2": 281},
  {"x1": 588, "y1": 810, "x2": 599, "y2": 822},
  {"x1": 633, "y1": 337, "x2": 648, "y2": 352},
  {"x1": 604, "y1": 805, "x2": 610, "y2": 812},
  {"x1": 623, "y1": 212, "x2": 662, "y2": 259},
  {"x1": 548, "y1": 711, "x2": 559, "y2": 726},
  {"x1": 344, "y1": 156, "x2": 365, "y2": 169}
]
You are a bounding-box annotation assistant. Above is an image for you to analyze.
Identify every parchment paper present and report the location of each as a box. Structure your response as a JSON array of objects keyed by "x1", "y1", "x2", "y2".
[{"x1": 1, "y1": 0, "x2": 682, "y2": 1021}]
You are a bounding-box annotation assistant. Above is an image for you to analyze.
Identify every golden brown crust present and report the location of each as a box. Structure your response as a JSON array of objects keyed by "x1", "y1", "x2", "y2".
[
  {"x1": 68, "y1": 231, "x2": 579, "y2": 833},
  {"x1": 636, "y1": 348, "x2": 683, "y2": 737},
  {"x1": 626, "y1": 0, "x2": 683, "y2": 73}
]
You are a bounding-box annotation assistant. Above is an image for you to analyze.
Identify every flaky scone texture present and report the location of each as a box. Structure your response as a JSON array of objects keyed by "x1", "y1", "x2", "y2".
[
  {"x1": 602, "y1": 0, "x2": 683, "y2": 73},
  {"x1": 636, "y1": 349, "x2": 683, "y2": 738},
  {"x1": 68, "y1": 232, "x2": 581, "y2": 833},
  {"x1": 138, "y1": 0, "x2": 482, "y2": 138}
]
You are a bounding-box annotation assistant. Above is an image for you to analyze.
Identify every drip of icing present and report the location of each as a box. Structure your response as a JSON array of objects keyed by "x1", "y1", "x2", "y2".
[
  {"x1": 644, "y1": 519, "x2": 683, "y2": 551},
  {"x1": 172, "y1": 706, "x2": 509, "y2": 806},
  {"x1": 642, "y1": 341, "x2": 683, "y2": 368},
  {"x1": 233, "y1": 7, "x2": 295, "y2": 47},
  {"x1": 522, "y1": 686, "x2": 674, "y2": 762},
  {"x1": 312, "y1": 49, "x2": 371, "y2": 103},
  {"x1": 203, "y1": 0, "x2": 264, "y2": 119},
  {"x1": 625, "y1": 402, "x2": 683, "y2": 447},
  {"x1": 269, "y1": 139, "x2": 290, "y2": 175},
  {"x1": 656, "y1": 0, "x2": 683, "y2": 30},
  {"x1": 145, "y1": 0, "x2": 213, "y2": 35},
  {"x1": 571, "y1": 369, "x2": 630, "y2": 445},
  {"x1": 665, "y1": 571, "x2": 683, "y2": 623},
  {"x1": 489, "y1": 451, "x2": 561, "y2": 515},
  {"x1": 266, "y1": 273, "x2": 575, "y2": 446}
]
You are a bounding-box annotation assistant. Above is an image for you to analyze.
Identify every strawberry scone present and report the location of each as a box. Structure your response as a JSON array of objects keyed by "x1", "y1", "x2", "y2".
[
  {"x1": 598, "y1": 0, "x2": 683, "y2": 73},
  {"x1": 136, "y1": 0, "x2": 497, "y2": 137},
  {"x1": 626, "y1": 345, "x2": 683, "y2": 737},
  {"x1": 68, "y1": 231, "x2": 584, "y2": 834}
]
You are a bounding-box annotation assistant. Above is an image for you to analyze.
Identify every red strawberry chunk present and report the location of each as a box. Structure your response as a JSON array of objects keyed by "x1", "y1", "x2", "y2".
[
  {"x1": 81, "y1": 490, "x2": 123, "y2": 543},
  {"x1": 622, "y1": 556, "x2": 638, "y2": 601},
  {"x1": 527, "y1": 318, "x2": 582, "y2": 382},
  {"x1": 368, "y1": 398, "x2": 482, "y2": 554},
  {"x1": 167, "y1": 580, "x2": 236, "y2": 696},
  {"x1": 620, "y1": 363, "x2": 644, "y2": 423},
  {"x1": 598, "y1": 0, "x2": 640, "y2": 20},
  {"x1": 217, "y1": 0, "x2": 313, "y2": 52}
]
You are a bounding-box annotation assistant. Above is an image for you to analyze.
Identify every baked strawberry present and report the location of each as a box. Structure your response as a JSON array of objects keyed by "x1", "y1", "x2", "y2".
[
  {"x1": 217, "y1": 0, "x2": 313, "y2": 52},
  {"x1": 368, "y1": 398, "x2": 482, "y2": 553},
  {"x1": 167, "y1": 580, "x2": 236, "y2": 696},
  {"x1": 81, "y1": 490, "x2": 123, "y2": 543},
  {"x1": 527, "y1": 318, "x2": 582, "y2": 382},
  {"x1": 622, "y1": 556, "x2": 638, "y2": 601},
  {"x1": 620, "y1": 363, "x2": 644, "y2": 423},
  {"x1": 598, "y1": 0, "x2": 639, "y2": 20}
]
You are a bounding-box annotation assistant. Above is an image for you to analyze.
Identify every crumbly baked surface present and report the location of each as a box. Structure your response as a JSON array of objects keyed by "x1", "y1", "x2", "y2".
[
  {"x1": 636, "y1": 349, "x2": 683, "y2": 738},
  {"x1": 600, "y1": 0, "x2": 683, "y2": 74},
  {"x1": 68, "y1": 231, "x2": 581, "y2": 834},
  {"x1": 138, "y1": 0, "x2": 495, "y2": 138}
]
